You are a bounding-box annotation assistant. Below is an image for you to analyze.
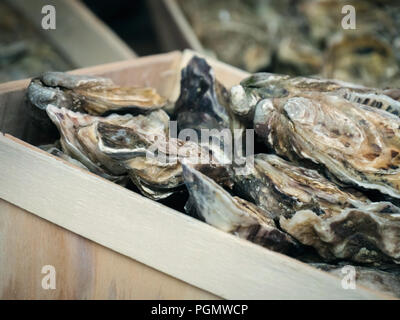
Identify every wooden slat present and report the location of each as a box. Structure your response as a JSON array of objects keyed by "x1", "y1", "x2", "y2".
[
  {"x1": 0, "y1": 133, "x2": 391, "y2": 299},
  {"x1": 7, "y1": 0, "x2": 136, "y2": 67},
  {"x1": 0, "y1": 198, "x2": 218, "y2": 300},
  {"x1": 148, "y1": 0, "x2": 204, "y2": 53}
]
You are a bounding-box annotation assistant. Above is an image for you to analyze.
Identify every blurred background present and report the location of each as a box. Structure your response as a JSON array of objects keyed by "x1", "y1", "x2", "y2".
[{"x1": 1, "y1": 0, "x2": 400, "y2": 88}]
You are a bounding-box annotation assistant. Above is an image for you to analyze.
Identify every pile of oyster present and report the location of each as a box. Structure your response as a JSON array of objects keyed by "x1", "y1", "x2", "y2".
[
  {"x1": 179, "y1": 0, "x2": 400, "y2": 88},
  {"x1": 28, "y1": 56, "x2": 400, "y2": 297}
]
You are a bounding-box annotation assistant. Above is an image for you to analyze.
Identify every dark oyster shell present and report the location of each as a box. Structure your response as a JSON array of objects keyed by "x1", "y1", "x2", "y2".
[
  {"x1": 281, "y1": 202, "x2": 400, "y2": 264},
  {"x1": 182, "y1": 163, "x2": 299, "y2": 255},
  {"x1": 233, "y1": 154, "x2": 368, "y2": 220}
]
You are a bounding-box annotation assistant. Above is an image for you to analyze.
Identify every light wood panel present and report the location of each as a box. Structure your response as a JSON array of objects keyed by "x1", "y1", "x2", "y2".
[{"x1": 0, "y1": 198, "x2": 218, "y2": 299}]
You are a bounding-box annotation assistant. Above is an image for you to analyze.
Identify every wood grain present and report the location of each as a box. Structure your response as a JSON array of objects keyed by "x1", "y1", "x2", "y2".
[
  {"x1": 0, "y1": 198, "x2": 218, "y2": 300},
  {"x1": 6, "y1": 0, "x2": 136, "y2": 67}
]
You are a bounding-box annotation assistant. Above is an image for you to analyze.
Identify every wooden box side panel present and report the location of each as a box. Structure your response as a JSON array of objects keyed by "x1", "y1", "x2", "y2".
[{"x1": 0, "y1": 199, "x2": 218, "y2": 300}]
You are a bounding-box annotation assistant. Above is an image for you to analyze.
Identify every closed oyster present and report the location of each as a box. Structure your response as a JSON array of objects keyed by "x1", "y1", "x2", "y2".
[
  {"x1": 233, "y1": 154, "x2": 368, "y2": 220},
  {"x1": 231, "y1": 73, "x2": 400, "y2": 122},
  {"x1": 323, "y1": 35, "x2": 399, "y2": 89},
  {"x1": 182, "y1": 163, "x2": 299, "y2": 254},
  {"x1": 28, "y1": 72, "x2": 167, "y2": 116},
  {"x1": 46, "y1": 105, "x2": 169, "y2": 183},
  {"x1": 281, "y1": 202, "x2": 400, "y2": 264},
  {"x1": 38, "y1": 142, "x2": 88, "y2": 171},
  {"x1": 174, "y1": 56, "x2": 245, "y2": 171},
  {"x1": 174, "y1": 56, "x2": 242, "y2": 133},
  {"x1": 254, "y1": 94, "x2": 400, "y2": 199},
  {"x1": 97, "y1": 122, "x2": 231, "y2": 200}
]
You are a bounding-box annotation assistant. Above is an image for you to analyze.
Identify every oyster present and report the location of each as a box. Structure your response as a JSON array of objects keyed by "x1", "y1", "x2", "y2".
[
  {"x1": 231, "y1": 73, "x2": 400, "y2": 122},
  {"x1": 28, "y1": 72, "x2": 167, "y2": 116},
  {"x1": 253, "y1": 93, "x2": 400, "y2": 199},
  {"x1": 46, "y1": 105, "x2": 169, "y2": 183},
  {"x1": 182, "y1": 163, "x2": 299, "y2": 254},
  {"x1": 98, "y1": 122, "x2": 231, "y2": 200},
  {"x1": 311, "y1": 263, "x2": 400, "y2": 298},
  {"x1": 174, "y1": 56, "x2": 242, "y2": 133},
  {"x1": 38, "y1": 142, "x2": 88, "y2": 171},
  {"x1": 281, "y1": 202, "x2": 400, "y2": 264},
  {"x1": 178, "y1": 0, "x2": 271, "y2": 72},
  {"x1": 233, "y1": 154, "x2": 368, "y2": 220},
  {"x1": 174, "y1": 56, "x2": 246, "y2": 169},
  {"x1": 323, "y1": 35, "x2": 399, "y2": 89}
]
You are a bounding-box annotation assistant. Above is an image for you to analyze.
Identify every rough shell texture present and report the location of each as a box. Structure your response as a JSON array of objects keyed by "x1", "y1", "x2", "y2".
[
  {"x1": 46, "y1": 105, "x2": 169, "y2": 183},
  {"x1": 182, "y1": 163, "x2": 299, "y2": 254},
  {"x1": 254, "y1": 93, "x2": 400, "y2": 199},
  {"x1": 97, "y1": 121, "x2": 232, "y2": 200},
  {"x1": 231, "y1": 73, "x2": 400, "y2": 122},
  {"x1": 28, "y1": 72, "x2": 167, "y2": 116},
  {"x1": 233, "y1": 154, "x2": 368, "y2": 220},
  {"x1": 174, "y1": 56, "x2": 243, "y2": 133},
  {"x1": 281, "y1": 202, "x2": 400, "y2": 264},
  {"x1": 311, "y1": 263, "x2": 400, "y2": 298}
]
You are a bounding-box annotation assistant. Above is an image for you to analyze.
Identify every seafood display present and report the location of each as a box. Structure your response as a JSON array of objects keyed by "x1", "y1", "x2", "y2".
[
  {"x1": 27, "y1": 55, "x2": 400, "y2": 297},
  {"x1": 178, "y1": 0, "x2": 400, "y2": 87}
]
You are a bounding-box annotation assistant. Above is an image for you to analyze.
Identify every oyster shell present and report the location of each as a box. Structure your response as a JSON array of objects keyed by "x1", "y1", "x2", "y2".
[
  {"x1": 311, "y1": 263, "x2": 400, "y2": 298},
  {"x1": 28, "y1": 72, "x2": 167, "y2": 116},
  {"x1": 182, "y1": 163, "x2": 299, "y2": 254},
  {"x1": 38, "y1": 142, "x2": 88, "y2": 171},
  {"x1": 323, "y1": 35, "x2": 399, "y2": 89},
  {"x1": 174, "y1": 56, "x2": 242, "y2": 133},
  {"x1": 233, "y1": 154, "x2": 368, "y2": 220},
  {"x1": 231, "y1": 73, "x2": 400, "y2": 122},
  {"x1": 253, "y1": 93, "x2": 400, "y2": 199},
  {"x1": 174, "y1": 56, "x2": 245, "y2": 170},
  {"x1": 46, "y1": 105, "x2": 169, "y2": 183},
  {"x1": 98, "y1": 122, "x2": 231, "y2": 200},
  {"x1": 281, "y1": 202, "x2": 400, "y2": 264}
]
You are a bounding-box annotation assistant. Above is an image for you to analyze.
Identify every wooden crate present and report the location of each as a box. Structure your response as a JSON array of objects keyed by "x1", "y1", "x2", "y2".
[
  {"x1": 5, "y1": 0, "x2": 136, "y2": 69},
  {"x1": 0, "y1": 51, "x2": 394, "y2": 299}
]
